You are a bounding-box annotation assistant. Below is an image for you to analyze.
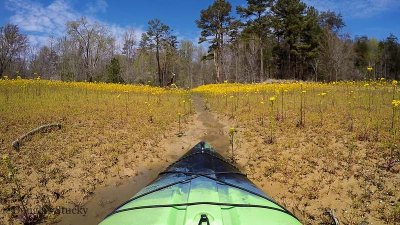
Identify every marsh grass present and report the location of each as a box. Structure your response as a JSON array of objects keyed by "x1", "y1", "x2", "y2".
[
  {"x1": 0, "y1": 79, "x2": 190, "y2": 223},
  {"x1": 193, "y1": 80, "x2": 400, "y2": 224}
]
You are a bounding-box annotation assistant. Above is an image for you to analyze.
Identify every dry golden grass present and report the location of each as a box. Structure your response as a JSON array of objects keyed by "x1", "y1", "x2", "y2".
[
  {"x1": 0, "y1": 79, "x2": 191, "y2": 224},
  {"x1": 193, "y1": 81, "x2": 400, "y2": 224},
  {"x1": 1, "y1": 78, "x2": 399, "y2": 225}
]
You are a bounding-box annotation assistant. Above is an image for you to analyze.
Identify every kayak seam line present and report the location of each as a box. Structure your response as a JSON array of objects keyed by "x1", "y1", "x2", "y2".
[
  {"x1": 199, "y1": 174, "x2": 301, "y2": 222},
  {"x1": 105, "y1": 173, "x2": 300, "y2": 222},
  {"x1": 103, "y1": 175, "x2": 201, "y2": 219},
  {"x1": 159, "y1": 171, "x2": 246, "y2": 176},
  {"x1": 110, "y1": 202, "x2": 290, "y2": 216}
]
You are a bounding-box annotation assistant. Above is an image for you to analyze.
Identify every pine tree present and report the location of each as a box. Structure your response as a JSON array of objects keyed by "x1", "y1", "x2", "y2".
[
  {"x1": 107, "y1": 57, "x2": 123, "y2": 83},
  {"x1": 237, "y1": 0, "x2": 273, "y2": 81},
  {"x1": 379, "y1": 35, "x2": 400, "y2": 80},
  {"x1": 271, "y1": 0, "x2": 306, "y2": 79},
  {"x1": 143, "y1": 19, "x2": 177, "y2": 86},
  {"x1": 318, "y1": 11, "x2": 344, "y2": 33},
  {"x1": 196, "y1": 0, "x2": 234, "y2": 82},
  {"x1": 299, "y1": 7, "x2": 322, "y2": 79}
]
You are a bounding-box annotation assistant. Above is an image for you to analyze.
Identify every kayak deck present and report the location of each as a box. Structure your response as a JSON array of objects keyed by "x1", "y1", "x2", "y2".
[{"x1": 100, "y1": 142, "x2": 301, "y2": 225}]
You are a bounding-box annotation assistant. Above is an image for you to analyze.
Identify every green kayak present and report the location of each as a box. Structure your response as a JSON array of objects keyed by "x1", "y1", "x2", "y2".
[{"x1": 100, "y1": 142, "x2": 302, "y2": 225}]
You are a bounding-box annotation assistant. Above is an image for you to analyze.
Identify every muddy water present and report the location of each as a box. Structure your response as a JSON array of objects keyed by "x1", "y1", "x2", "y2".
[
  {"x1": 56, "y1": 94, "x2": 231, "y2": 225},
  {"x1": 192, "y1": 95, "x2": 231, "y2": 155},
  {"x1": 56, "y1": 166, "x2": 160, "y2": 225}
]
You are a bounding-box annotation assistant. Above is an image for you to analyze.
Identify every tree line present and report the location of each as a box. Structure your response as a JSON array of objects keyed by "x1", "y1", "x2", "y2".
[{"x1": 1, "y1": 0, "x2": 399, "y2": 87}]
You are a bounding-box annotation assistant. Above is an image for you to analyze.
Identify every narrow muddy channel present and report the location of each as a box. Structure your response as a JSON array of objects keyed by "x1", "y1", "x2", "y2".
[{"x1": 56, "y1": 94, "x2": 231, "y2": 224}]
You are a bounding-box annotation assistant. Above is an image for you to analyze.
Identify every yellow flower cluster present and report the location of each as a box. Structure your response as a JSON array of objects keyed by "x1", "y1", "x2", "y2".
[
  {"x1": 392, "y1": 100, "x2": 400, "y2": 108},
  {"x1": 0, "y1": 78, "x2": 187, "y2": 95},
  {"x1": 192, "y1": 80, "x2": 397, "y2": 96}
]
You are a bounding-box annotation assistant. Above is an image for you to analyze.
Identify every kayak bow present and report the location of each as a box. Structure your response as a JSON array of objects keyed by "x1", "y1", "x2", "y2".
[{"x1": 100, "y1": 141, "x2": 302, "y2": 225}]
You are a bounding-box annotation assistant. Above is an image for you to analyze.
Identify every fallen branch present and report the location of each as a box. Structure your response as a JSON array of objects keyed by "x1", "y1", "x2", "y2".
[
  {"x1": 12, "y1": 124, "x2": 62, "y2": 151},
  {"x1": 324, "y1": 208, "x2": 339, "y2": 225}
]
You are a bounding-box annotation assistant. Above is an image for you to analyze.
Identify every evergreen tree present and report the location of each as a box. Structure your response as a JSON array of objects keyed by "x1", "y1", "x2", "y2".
[
  {"x1": 354, "y1": 36, "x2": 370, "y2": 76},
  {"x1": 379, "y1": 34, "x2": 400, "y2": 80},
  {"x1": 318, "y1": 11, "x2": 344, "y2": 33},
  {"x1": 142, "y1": 19, "x2": 177, "y2": 86},
  {"x1": 237, "y1": 0, "x2": 273, "y2": 81},
  {"x1": 107, "y1": 57, "x2": 123, "y2": 83},
  {"x1": 299, "y1": 7, "x2": 322, "y2": 79},
  {"x1": 271, "y1": 0, "x2": 307, "y2": 79},
  {"x1": 197, "y1": 0, "x2": 234, "y2": 82}
]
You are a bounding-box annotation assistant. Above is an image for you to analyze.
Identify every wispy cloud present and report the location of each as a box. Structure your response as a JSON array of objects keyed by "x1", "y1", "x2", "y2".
[
  {"x1": 6, "y1": 0, "x2": 77, "y2": 36},
  {"x1": 86, "y1": 0, "x2": 108, "y2": 14},
  {"x1": 303, "y1": 0, "x2": 400, "y2": 18},
  {"x1": 4, "y1": 0, "x2": 142, "y2": 48}
]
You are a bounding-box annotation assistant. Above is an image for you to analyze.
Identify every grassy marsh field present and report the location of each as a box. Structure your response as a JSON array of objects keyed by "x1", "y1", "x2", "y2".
[
  {"x1": 193, "y1": 81, "x2": 400, "y2": 224},
  {"x1": 0, "y1": 78, "x2": 399, "y2": 224},
  {"x1": 0, "y1": 79, "x2": 191, "y2": 224}
]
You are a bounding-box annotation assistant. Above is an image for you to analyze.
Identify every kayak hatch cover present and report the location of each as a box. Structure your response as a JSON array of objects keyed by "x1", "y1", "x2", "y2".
[{"x1": 99, "y1": 141, "x2": 302, "y2": 225}]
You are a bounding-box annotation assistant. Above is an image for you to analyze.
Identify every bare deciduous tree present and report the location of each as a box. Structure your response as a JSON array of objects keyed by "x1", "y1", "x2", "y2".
[
  {"x1": 0, "y1": 24, "x2": 28, "y2": 77},
  {"x1": 66, "y1": 17, "x2": 115, "y2": 81}
]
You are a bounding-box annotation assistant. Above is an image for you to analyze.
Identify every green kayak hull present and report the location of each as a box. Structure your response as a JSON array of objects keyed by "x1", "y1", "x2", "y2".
[{"x1": 99, "y1": 142, "x2": 302, "y2": 225}]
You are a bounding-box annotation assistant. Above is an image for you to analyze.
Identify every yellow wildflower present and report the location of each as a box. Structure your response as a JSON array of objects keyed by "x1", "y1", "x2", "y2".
[
  {"x1": 2, "y1": 154, "x2": 9, "y2": 162},
  {"x1": 269, "y1": 96, "x2": 276, "y2": 102},
  {"x1": 392, "y1": 100, "x2": 400, "y2": 108}
]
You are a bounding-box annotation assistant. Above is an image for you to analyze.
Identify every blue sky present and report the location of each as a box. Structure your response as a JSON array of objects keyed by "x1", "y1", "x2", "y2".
[{"x1": 1, "y1": 0, "x2": 399, "y2": 47}]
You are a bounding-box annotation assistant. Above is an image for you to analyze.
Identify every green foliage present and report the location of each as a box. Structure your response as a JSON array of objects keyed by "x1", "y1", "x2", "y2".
[
  {"x1": 301, "y1": 7, "x2": 322, "y2": 61},
  {"x1": 272, "y1": 0, "x2": 306, "y2": 49},
  {"x1": 107, "y1": 57, "x2": 124, "y2": 83},
  {"x1": 271, "y1": 0, "x2": 322, "y2": 79},
  {"x1": 379, "y1": 35, "x2": 400, "y2": 80},
  {"x1": 237, "y1": 0, "x2": 272, "y2": 37},
  {"x1": 354, "y1": 36, "x2": 370, "y2": 71},
  {"x1": 196, "y1": 0, "x2": 235, "y2": 82},
  {"x1": 318, "y1": 11, "x2": 344, "y2": 33},
  {"x1": 141, "y1": 19, "x2": 177, "y2": 86},
  {"x1": 196, "y1": 0, "x2": 233, "y2": 47}
]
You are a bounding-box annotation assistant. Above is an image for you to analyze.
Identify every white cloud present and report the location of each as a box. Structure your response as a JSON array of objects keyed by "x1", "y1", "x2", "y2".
[
  {"x1": 6, "y1": 0, "x2": 76, "y2": 35},
  {"x1": 303, "y1": 0, "x2": 400, "y2": 18},
  {"x1": 5, "y1": 0, "x2": 142, "y2": 49},
  {"x1": 86, "y1": 0, "x2": 108, "y2": 14}
]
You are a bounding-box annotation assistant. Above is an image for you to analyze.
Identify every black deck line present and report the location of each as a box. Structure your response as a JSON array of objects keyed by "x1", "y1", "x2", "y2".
[{"x1": 110, "y1": 202, "x2": 292, "y2": 218}]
